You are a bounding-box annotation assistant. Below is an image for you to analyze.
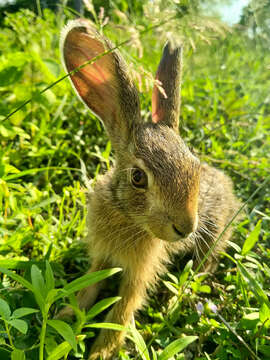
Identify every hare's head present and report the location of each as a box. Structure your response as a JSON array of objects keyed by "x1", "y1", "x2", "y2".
[{"x1": 61, "y1": 19, "x2": 201, "y2": 242}]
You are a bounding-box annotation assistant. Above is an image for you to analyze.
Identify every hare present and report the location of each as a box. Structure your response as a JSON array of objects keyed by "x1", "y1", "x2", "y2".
[{"x1": 60, "y1": 19, "x2": 240, "y2": 360}]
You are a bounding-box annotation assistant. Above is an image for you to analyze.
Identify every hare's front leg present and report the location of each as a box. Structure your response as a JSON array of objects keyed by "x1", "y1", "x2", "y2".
[
  {"x1": 77, "y1": 258, "x2": 109, "y2": 310},
  {"x1": 57, "y1": 258, "x2": 107, "y2": 319},
  {"x1": 89, "y1": 272, "x2": 146, "y2": 360}
]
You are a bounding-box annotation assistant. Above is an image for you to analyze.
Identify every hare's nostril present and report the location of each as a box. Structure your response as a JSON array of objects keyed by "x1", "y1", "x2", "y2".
[{"x1": 172, "y1": 224, "x2": 186, "y2": 238}]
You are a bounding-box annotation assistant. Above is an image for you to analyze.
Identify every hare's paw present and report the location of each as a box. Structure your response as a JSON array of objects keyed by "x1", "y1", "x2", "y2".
[
  {"x1": 88, "y1": 344, "x2": 118, "y2": 360},
  {"x1": 55, "y1": 305, "x2": 75, "y2": 320},
  {"x1": 89, "y1": 331, "x2": 122, "y2": 360}
]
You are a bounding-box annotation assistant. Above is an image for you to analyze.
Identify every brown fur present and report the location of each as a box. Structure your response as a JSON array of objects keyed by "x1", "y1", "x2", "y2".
[{"x1": 59, "y1": 19, "x2": 241, "y2": 359}]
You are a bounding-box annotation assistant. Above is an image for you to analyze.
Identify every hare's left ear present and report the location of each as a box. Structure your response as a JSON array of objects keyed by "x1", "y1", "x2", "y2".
[
  {"x1": 152, "y1": 42, "x2": 182, "y2": 133},
  {"x1": 60, "y1": 19, "x2": 141, "y2": 150}
]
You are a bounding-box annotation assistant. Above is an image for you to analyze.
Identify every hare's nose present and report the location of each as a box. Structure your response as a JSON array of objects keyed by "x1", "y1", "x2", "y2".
[
  {"x1": 172, "y1": 215, "x2": 198, "y2": 238},
  {"x1": 172, "y1": 224, "x2": 187, "y2": 238},
  {"x1": 172, "y1": 224, "x2": 191, "y2": 238}
]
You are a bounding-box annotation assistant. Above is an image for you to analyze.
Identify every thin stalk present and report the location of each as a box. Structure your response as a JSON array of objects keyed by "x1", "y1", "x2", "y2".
[
  {"x1": 4, "y1": 321, "x2": 14, "y2": 348},
  {"x1": 36, "y1": 0, "x2": 43, "y2": 18},
  {"x1": 39, "y1": 313, "x2": 48, "y2": 360},
  {"x1": 216, "y1": 313, "x2": 261, "y2": 360}
]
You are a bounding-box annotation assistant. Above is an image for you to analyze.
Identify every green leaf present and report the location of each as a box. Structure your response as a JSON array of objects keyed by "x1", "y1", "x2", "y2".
[
  {"x1": 86, "y1": 297, "x2": 121, "y2": 320},
  {"x1": 163, "y1": 281, "x2": 179, "y2": 296},
  {"x1": 11, "y1": 349, "x2": 25, "y2": 360},
  {"x1": 47, "y1": 341, "x2": 72, "y2": 360},
  {"x1": 237, "y1": 262, "x2": 270, "y2": 308},
  {"x1": 8, "y1": 319, "x2": 28, "y2": 334},
  {"x1": 42, "y1": 59, "x2": 60, "y2": 77},
  {"x1": 57, "y1": 268, "x2": 122, "y2": 300},
  {"x1": 11, "y1": 307, "x2": 39, "y2": 319},
  {"x1": 0, "y1": 298, "x2": 11, "y2": 320},
  {"x1": 46, "y1": 289, "x2": 61, "y2": 307},
  {"x1": 85, "y1": 322, "x2": 126, "y2": 332},
  {"x1": 0, "y1": 260, "x2": 54, "y2": 270},
  {"x1": 242, "y1": 220, "x2": 261, "y2": 256},
  {"x1": 127, "y1": 326, "x2": 150, "y2": 360},
  {"x1": 3, "y1": 166, "x2": 81, "y2": 181},
  {"x1": 158, "y1": 336, "x2": 198, "y2": 360},
  {"x1": 167, "y1": 273, "x2": 178, "y2": 284},
  {"x1": 0, "y1": 67, "x2": 23, "y2": 87},
  {"x1": 0, "y1": 125, "x2": 14, "y2": 138},
  {"x1": 30, "y1": 265, "x2": 46, "y2": 310},
  {"x1": 259, "y1": 303, "x2": 270, "y2": 327},
  {"x1": 179, "y1": 260, "x2": 193, "y2": 286},
  {"x1": 47, "y1": 320, "x2": 77, "y2": 352},
  {"x1": 151, "y1": 346, "x2": 158, "y2": 360},
  {"x1": 45, "y1": 261, "x2": 55, "y2": 293},
  {"x1": 31, "y1": 265, "x2": 47, "y2": 298},
  {"x1": 199, "y1": 285, "x2": 211, "y2": 294},
  {"x1": 238, "y1": 312, "x2": 260, "y2": 330},
  {"x1": 3, "y1": 164, "x2": 20, "y2": 175}
]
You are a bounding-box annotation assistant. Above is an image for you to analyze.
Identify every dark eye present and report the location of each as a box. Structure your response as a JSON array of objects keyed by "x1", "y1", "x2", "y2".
[{"x1": 131, "y1": 168, "x2": 148, "y2": 189}]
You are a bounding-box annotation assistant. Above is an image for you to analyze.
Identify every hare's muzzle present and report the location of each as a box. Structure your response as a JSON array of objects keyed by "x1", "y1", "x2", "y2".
[
  {"x1": 171, "y1": 200, "x2": 199, "y2": 239},
  {"x1": 172, "y1": 213, "x2": 198, "y2": 239}
]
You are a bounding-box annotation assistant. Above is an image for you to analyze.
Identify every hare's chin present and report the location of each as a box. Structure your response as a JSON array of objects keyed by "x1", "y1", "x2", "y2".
[
  {"x1": 143, "y1": 224, "x2": 192, "y2": 242},
  {"x1": 163, "y1": 234, "x2": 191, "y2": 243},
  {"x1": 148, "y1": 227, "x2": 191, "y2": 243}
]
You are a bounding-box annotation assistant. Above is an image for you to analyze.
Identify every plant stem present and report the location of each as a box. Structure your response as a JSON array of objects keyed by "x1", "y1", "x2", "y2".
[
  {"x1": 39, "y1": 313, "x2": 48, "y2": 360},
  {"x1": 4, "y1": 321, "x2": 14, "y2": 348},
  {"x1": 36, "y1": 0, "x2": 42, "y2": 18}
]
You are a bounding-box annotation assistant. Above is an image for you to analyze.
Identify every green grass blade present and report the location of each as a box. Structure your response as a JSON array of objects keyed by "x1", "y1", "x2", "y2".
[
  {"x1": 127, "y1": 326, "x2": 151, "y2": 360},
  {"x1": 237, "y1": 262, "x2": 270, "y2": 308},
  {"x1": 85, "y1": 323, "x2": 126, "y2": 331},
  {"x1": 3, "y1": 167, "x2": 81, "y2": 181},
  {"x1": 11, "y1": 308, "x2": 39, "y2": 319},
  {"x1": 86, "y1": 296, "x2": 122, "y2": 320},
  {"x1": 0, "y1": 260, "x2": 58, "y2": 271},
  {"x1": 30, "y1": 265, "x2": 46, "y2": 310},
  {"x1": 57, "y1": 268, "x2": 122, "y2": 300},
  {"x1": 0, "y1": 298, "x2": 11, "y2": 320},
  {"x1": 158, "y1": 337, "x2": 198, "y2": 360},
  {"x1": 47, "y1": 341, "x2": 72, "y2": 360},
  {"x1": 47, "y1": 320, "x2": 77, "y2": 352},
  {"x1": 45, "y1": 261, "x2": 55, "y2": 293},
  {"x1": 241, "y1": 220, "x2": 262, "y2": 256}
]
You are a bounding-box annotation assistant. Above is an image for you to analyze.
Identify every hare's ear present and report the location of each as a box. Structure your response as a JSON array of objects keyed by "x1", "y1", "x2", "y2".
[
  {"x1": 60, "y1": 19, "x2": 141, "y2": 148},
  {"x1": 152, "y1": 42, "x2": 182, "y2": 133}
]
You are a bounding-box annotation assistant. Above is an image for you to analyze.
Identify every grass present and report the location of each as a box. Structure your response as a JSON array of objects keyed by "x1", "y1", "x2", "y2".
[{"x1": 0, "y1": 2, "x2": 269, "y2": 360}]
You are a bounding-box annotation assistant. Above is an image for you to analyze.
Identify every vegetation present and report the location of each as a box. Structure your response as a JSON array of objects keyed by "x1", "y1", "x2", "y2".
[{"x1": 0, "y1": 1, "x2": 269, "y2": 359}]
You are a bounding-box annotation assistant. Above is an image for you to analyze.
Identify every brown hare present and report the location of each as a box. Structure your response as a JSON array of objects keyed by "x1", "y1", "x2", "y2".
[{"x1": 59, "y1": 19, "x2": 240, "y2": 360}]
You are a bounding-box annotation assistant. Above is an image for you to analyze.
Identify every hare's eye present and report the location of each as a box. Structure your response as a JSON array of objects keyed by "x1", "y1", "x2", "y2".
[{"x1": 131, "y1": 168, "x2": 148, "y2": 189}]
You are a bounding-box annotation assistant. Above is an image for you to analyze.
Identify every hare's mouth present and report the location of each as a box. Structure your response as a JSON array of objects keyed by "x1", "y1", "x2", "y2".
[
  {"x1": 146, "y1": 223, "x2": 191, "y2": 243},
  {"x1": 172, "y1": 224, "x2": 186, "y2": 239}
]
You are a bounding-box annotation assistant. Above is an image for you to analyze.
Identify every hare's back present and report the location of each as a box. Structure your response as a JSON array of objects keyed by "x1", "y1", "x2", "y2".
[{"x1": 199, "y1": 164, "x2": 239, "y2": 224}]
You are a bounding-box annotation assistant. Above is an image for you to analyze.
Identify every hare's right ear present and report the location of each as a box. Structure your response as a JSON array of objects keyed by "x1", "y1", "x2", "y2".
[
  {"x1": 152, "y1": 42, "x2": 182, "y2": 134},
  {"x1": 60, "y1": 19, "x2": 141, "y2": 148}
]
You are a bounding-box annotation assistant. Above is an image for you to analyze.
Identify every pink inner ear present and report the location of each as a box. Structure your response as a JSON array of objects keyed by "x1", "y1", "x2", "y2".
[
  {"x1": 152, "y1": 82, "x2": 164, "y2": 124},
  {"x1": 63, "y1": 29, "x2": 118, "y2": 122}
]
